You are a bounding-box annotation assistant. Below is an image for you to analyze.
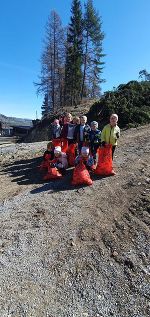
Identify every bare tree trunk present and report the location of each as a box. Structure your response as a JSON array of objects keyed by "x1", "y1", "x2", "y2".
[{"x1": 81, "y1": 31, "x2": 89, "y2": 100}]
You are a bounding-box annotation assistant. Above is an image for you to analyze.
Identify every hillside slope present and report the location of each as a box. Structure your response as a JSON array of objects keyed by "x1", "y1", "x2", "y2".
[
  {"x1": 0, "y1": 113, "x2": 33, "y2": 127},
  {"x1": 0, "y1": 125, "x2": 150, "y2": 317},
  {"x1": 24, "y1": 80, "x2": 150, "y2": 143}
]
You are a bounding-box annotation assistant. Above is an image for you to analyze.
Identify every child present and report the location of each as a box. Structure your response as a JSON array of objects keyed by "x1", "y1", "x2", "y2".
[
  {"x1": 61, "y1": 113, "x2": 75, "y2": 145},
  {"x1": 73, "y1": 116, "x2": 91, "y2": 153},
  {"x1": 50, "y1": 146, "x2": 68, "y2": 175},
  {"x1": 89, "y1": 121, "x2": 101, "y2": 162},
  {"x1": 75, "y1": 146, "x2": 94, "y2": 171},
  {"x1": 63, "y1": 113, "x2": 73, "y2": 125},
  {"x1": 39, "y1": 141, "x2": 54, "y2": 170},
  {"x1": 101, "y1": 114, "x2": 120, "y2": 159},
  {"x1": 43, "y1": 141, "x2": 54, "y2": 161},
  {"x1": 72, "y1": 116, "x2": 80, "y2": 125},
  {"x1": 52, "y1": 119, "x2": 62, "y2": 139}
]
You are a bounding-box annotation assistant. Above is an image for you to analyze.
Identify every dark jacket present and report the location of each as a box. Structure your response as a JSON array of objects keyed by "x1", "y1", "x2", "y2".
[
  {"x1": 73, "y1": 124, "x2": 91, "y2": 143},
  {"x1": 61, "y1": 123, "x2": 76, "y2": 140},
  {"x1": 89, "y1": 129, "x2": 101, "y2": 145}
]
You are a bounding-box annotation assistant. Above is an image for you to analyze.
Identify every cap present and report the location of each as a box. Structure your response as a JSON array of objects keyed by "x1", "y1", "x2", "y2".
[
  {"x1": 91, "y1": 121, "x2": 98, "y2": 127},
  {"x1": 81, "y1": 146, "x2": 89, "y2": 155},
  {"x1": 54, "y1": 146, "x2": 61, "y2": 154}
]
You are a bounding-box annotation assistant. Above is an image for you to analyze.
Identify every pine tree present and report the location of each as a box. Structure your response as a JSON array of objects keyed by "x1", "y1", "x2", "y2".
[
  {"x1": 65, "y1": 0, "x2": 83, "y2": 107},
  {"x1": 81, "y1": 0, "x2": 105, "y2": 99},
  {"x1": 36, "y1": 11, "x2": 66, "y2": 113},
  {"x1": 41, "y1": 94, "x2": 50, "y2": 118}
]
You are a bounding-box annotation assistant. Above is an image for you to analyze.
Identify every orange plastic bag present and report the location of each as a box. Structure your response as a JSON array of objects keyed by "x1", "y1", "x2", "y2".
[
  {"x1": 38, "y1": 160, "x2": 49, "y2": 170},
  {"x1": 71, "y1": 161, "x2": 93, "y2": 186},
  {"x1": 61, "y1": 138, "x2": 68, "y2": 153},
  {"x1": 52, "y1": 138, "x2": 61, "y2": 147},
  {"x1": 95, "y1": 144, "x2": 115, "y2": 176},
  {"x1": 38, "y1": 153, "x2": 52, "y2": 170},
  {"x1": 66, "y1": 143, "x2": 76, "y2": 166},
  {"x1": 43, "y1": 167, "x2": 62, "y2": 180}
]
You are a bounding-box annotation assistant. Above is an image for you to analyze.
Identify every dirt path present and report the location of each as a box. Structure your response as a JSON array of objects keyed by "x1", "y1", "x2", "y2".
[{"x1": 0, "y1": 126, "x2": 150, "y2": 317}]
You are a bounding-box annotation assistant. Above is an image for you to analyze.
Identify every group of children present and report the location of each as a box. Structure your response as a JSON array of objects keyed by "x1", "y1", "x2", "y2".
[{"x1": 40, "y1": 113, "x2": 120, "y2": 180}]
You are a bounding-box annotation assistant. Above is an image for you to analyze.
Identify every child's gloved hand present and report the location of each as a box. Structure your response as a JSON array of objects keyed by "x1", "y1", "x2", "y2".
[
  {"x1": 88, "y1": 157, "x2": 94, "y2": 166},
  {"x1": 94, "y1": 139, "x2": 99, "y2": 144},
  {"x1": 51, "y1": 163, "x2": 56, "y2": 168}
]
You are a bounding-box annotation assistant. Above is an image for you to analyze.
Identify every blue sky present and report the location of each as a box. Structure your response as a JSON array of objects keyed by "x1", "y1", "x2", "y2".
[{"x1": 0, "y1": 0, "x2": 150, "y2": 119}]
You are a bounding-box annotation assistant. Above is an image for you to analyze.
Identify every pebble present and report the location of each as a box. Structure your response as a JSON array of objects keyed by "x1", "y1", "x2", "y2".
[
  {"x1": 111, "y1": 251, "x2": 119, "y2": 258},
  {"x1": 141, "y1": 252, "x2": 146, "y2": 258},
  {"x1": 70, "y1": 241, "x2": 76, "y2": 247},
  {"x1": 141, "y1": 266, "x2": 150, "y2": 275},
  {"x1": 145, "y1": 178, "x2": 150, "y2": 183}
]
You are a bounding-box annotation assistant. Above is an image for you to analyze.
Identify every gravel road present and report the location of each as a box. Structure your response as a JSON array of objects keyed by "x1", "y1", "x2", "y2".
[{"x1": 0, "y1": 125, "x2": 150, "y2": 317}]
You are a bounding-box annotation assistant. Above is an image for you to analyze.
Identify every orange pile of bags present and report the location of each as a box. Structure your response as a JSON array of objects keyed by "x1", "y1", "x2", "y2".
[
  {"x1": 95, "y1": 144, "x2": 115, "y2": 176},
  {"x1": 71, "y1": 161, "x2": 93, "y2": 186}
]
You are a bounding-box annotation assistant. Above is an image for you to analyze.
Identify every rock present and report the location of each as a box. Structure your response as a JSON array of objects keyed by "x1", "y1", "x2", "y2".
[
  {"x1": 140, "y1": 252, "x2": 146, "y2": 259},
  {"x1": 141, "y1": 267, "x2": 150, "y2": 275},
  {"x1": 124, "y1": 258, "x2": 135, "y2": 270},
  {"x1": 111, "y1": 250, "x2": 119, "y2": 258},
  {"x1": 70, "y1": 241, "x2": 76, "y2": 247},
  {"x1": 145, "y1": 178, "x2": 150, "y2": 183}
]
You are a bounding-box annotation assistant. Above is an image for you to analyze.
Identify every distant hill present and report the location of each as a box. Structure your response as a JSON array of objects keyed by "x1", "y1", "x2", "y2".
[{"x1": 0, "y1": 114, "x2": 33, "y2": 127}]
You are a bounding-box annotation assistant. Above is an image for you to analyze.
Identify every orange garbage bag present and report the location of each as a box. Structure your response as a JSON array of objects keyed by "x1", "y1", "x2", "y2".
[
  {"x1": 95, "y1": 144, "x2": 115, "y2": 176},
  {"x1": 71, "y1": 161, "x2": 93, "y2": 186},
  {"x1": 43, "y1": 166, "x2": 62, "y2": 180},
  {"x1": 61, "y1": 138, "x2": 68, "y2": 153},
  {"x1": 38, "y1": 153, "x2": 52, "y2": 170},
  {"x1": 66, "y1": 143, "x2": 76, "y2": 166},
  {"x1": 38, "y1": 160, "x2": 49, "y2": 170},
  {"x1": 52, "y1": 138, "x2": 61, "y2": 147}
]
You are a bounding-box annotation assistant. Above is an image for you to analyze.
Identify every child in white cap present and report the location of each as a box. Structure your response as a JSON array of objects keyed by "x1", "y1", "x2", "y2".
[
  {"x1": 75, "y1": 146, "x2": 94, "y2": 171},
  {"x1": 50, "y1": 146, "x2": 68, "y2": 174}
]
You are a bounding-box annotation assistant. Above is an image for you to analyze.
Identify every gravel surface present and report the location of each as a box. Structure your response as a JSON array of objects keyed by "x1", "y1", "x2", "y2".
[{"x1": 0, "y1": 125, "x2": 150, "y2": 317}]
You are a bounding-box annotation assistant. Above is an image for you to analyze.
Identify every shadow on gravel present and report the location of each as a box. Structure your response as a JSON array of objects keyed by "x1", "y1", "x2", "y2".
[
  {"x1": 30, "y1": 168, "x2": 75, "y2": 194},
  {"x1": 30, "y1": 171, "x2": 110, "y2": 194},
  {"x1": 2, "y1": 157, "x2": 111, "y2": 194},
  {"x1": 2, "y1": 157, "x2": 44, "y2": 185}
]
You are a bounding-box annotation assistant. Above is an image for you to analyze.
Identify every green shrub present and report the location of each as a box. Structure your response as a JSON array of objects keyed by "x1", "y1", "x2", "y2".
[{"x1": 87, "y1": 80, "x2": 150, "y2": 128}]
